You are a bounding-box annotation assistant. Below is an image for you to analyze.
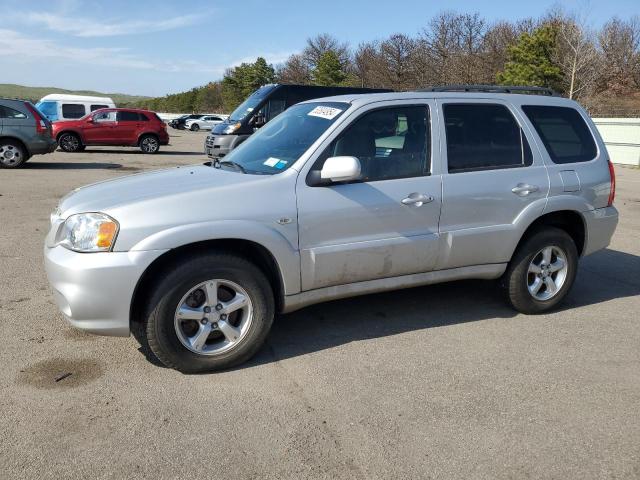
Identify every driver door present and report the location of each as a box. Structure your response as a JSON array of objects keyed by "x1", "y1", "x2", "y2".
[
  {"x1": 83, "y1": 110, "x2": 116, "y2": 144},
  {"x1": 296, "y1": 101, "x2": 442, "y2": 291}
]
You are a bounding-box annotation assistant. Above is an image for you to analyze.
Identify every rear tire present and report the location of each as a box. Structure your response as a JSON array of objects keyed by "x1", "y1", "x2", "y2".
[
  {"x1": 0, "y1": 140, "x2": 28, "y2": 168},
  {"x1": 58, "y1": 133, "x2": 82, "y2": 152},
  {"x1": 143, "y1": 253, "x2": 275, "y2": 373},
  {"x1": 504, "y1": 227, "x2": 578, "y2": 314},
  {"x1": 139, "y1": 134, "x2": 160, "y2": 154}
]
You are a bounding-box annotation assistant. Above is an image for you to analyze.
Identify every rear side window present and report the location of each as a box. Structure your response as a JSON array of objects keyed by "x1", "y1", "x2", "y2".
[
  {"x1": 90, "y1": 104, "x2": 109, "y2": 112},
  {"x1": 62, "y1": 103, "x2": 86, "y2": 119},
  {"x1": 0, "y1": 105, "x2": 27, "y2": 119},
  {"x1": 117, "y1": 111, "x2": 140, "y2": 121},
  {"x1": 522, "y1": 106, "x2": 597, "y2": 164},
  {"x1": 444, "y1": 104, "x2": 532, "y2": 173}
]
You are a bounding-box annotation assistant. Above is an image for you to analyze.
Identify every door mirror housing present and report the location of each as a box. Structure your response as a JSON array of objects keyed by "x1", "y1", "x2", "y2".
[{"x1": 320, "y1": 156, "x2": 362, "y2": 183}]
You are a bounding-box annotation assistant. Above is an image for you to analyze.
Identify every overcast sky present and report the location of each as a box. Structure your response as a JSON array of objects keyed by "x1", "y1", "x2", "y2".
[{"x1": 1, "y1": 0, "x2": 638, "y2": 97}]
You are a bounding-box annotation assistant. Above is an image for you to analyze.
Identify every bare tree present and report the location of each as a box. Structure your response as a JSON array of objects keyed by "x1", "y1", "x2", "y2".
[
  {"x1": 276, "y1": 54, "x2": 312, "y2": 84},
  {"x1": 598, "y1": 16, "x2": 640, "y2": 93},
  {"x1": 421, "y1": 11, "x2": 462, "y2": 85},
  {"x1": 454, "y1": 13, "x2": 487, "y2": 83},
  {"x1": 302, "y1": 34, "x2": 351, "y2": 69}
]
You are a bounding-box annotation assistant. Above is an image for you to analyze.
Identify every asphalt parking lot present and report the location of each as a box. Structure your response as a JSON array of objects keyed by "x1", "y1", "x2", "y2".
[{"x1": 1, "y1": 130, "x2": 639, "y2": 479}]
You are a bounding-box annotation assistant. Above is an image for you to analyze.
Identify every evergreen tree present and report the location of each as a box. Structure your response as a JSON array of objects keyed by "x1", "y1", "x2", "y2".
[
  {"x1": 497, "y1": 24, "x2": 563, "y2": 91},
  {"x1": 313, "y1": 51, "x2": 348, "y2": 86}
]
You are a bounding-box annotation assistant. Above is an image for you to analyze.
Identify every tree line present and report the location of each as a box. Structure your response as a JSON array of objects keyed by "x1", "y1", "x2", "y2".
[{"x1": 128, "y1": 9, "x2": 640, "y2": 116}]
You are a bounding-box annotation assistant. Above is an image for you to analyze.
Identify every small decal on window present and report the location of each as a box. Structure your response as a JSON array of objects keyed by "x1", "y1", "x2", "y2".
[
  {"x1": 263, "y1": 157, "x2": 280, "y2": 167},
  {"x1": 308, "y1": 106, "x2": 342, "y2": 120},
  {"x1": 274, "y1": 160, "x2": 288, "y2": 169}
]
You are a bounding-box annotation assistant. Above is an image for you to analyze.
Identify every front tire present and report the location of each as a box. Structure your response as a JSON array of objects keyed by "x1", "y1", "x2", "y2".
[
  {"x1": 139, "y1": 134, "x2": 160, "y2": 154},
  {"x1": 0, "y1": 140, "x2": 28, "y2": 168},
  {"x1": 190, "y1": 123, "x2": 200, "y2": 132},
  {"x1": 58, "y1": 133, "x2": 83, "y2": 152},
  {"x1": 504, "y1": 227, "x2": 578, "y2": 314},
  {"x1": 144, "y1": 253, "x2": 274, "y2": 373}
]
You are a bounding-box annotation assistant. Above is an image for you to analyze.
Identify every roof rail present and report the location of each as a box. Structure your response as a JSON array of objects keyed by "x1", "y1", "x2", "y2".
[{"x1": 420, "y1": 85, "x2": 560, "y2": 96}]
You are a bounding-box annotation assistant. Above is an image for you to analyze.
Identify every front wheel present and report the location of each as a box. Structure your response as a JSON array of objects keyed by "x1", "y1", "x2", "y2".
[
  {"x1": 144, "y1": 253, "x2": 274, "y2": 373},
  {"x1": 58, "y1": 133, "x2": 82, "y2": 152},
  {"x1": 190, "y1": 123, "x2": 200, "y2": 132},
  {"x1": 139, "y1": 134, "x2": 159, "y2": 154},
  {"x1": 503, "y1": 227, "x2": 578, "y2": 314}
]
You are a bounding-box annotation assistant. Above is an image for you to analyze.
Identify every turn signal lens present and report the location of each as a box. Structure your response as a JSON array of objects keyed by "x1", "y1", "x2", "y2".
[{"x1": 96, "y1": 222, "x2": 117, "y2": 248}]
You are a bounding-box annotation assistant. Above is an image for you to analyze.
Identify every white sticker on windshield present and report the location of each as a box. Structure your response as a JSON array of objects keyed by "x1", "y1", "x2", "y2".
[
  {"x1": 263, "y1": 157, "x2": 280, "y2": 167},
  {"x1": 308, "y1": 106, "x2": 342, "y2": 120}
]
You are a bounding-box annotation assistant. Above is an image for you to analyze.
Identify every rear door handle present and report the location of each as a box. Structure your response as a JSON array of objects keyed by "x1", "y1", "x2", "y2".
[
  {"x1": 511, "y1": 183, "x2": 539, "y2": 196},
  {"x1": 401, "y1": 193, "x2": 434, "y2": 207}
]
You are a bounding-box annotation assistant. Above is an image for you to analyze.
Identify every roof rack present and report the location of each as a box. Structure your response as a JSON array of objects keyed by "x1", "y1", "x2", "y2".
[{"x1": 420, "y1": 85, "x2": 560, "y2": 96}]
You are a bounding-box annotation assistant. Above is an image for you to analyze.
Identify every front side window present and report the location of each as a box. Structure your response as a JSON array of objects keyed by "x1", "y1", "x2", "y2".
[
  {"x1": 316, "y1": 105, "x2": 430, "y2": 182},
  {"x1": 219, "y1": 101, "x2": 349, "y2": 175},
  {"x1": 228, "y1": 85, "x2": 276, "y2": 122},
  {"x1": 0, "y1": 105, "x2": 27, "y2": 119},
  {"x1": 444, "y1": 103, "x2": 532, "y2": 173},
  {"x1": 62, "y1": 103, "x2": 86, "y2": 119},
  {"x1": 522, "y1": 105, "x2": 597, "y2": 164},
  {"x1": 93, "y1": 111, "x2": 116, "y2": 123}
]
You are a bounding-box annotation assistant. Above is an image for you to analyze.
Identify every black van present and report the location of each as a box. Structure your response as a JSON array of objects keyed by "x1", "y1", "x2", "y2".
[{"x1": 205, "y1": 84, "x2": 391, "y2": 160}]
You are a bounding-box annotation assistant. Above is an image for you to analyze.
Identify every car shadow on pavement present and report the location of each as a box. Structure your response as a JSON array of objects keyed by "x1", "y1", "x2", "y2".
[
  {"x1": 241, "y1": 248, "x2": 640, "y2": 369},
  {"x1": 23, "y1": 162, "x2": 124, "y2": 169}
]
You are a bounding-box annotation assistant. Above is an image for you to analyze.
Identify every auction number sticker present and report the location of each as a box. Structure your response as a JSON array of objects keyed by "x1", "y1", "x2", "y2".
[{"x1": 308, "y1": 106, "x2": 342, "y2": 120}]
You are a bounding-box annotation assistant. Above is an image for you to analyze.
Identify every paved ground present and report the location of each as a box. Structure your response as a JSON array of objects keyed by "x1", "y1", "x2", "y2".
[{"x1": 1, "y1": 131, "x2": 639, "y2": 479}]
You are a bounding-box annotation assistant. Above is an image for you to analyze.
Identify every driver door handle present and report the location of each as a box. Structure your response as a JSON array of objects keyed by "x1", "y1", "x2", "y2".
[
  {"x1": 511, "y1": 183, "x2": 539, "y2": 196},
  {"x1": 401, "y1": 193, "x2": 434, "y2": 207}
]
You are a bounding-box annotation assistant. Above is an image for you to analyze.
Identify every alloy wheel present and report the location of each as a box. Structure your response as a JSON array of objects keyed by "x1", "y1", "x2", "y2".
[
  {"x1": 141, "y1": 137, "x2": 159, "y2": 153},
  {"x1": 174, "y1": 279, "x2": 253, "y2": 356},
  {"x1": 527, "y1": 246, "x2": 569, "y2": 301}
]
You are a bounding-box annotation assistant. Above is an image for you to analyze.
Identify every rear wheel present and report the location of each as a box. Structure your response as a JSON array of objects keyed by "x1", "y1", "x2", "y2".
[
  {"x1": 504, "y1": 227, "x2": 578, "y2": 314},
  {"x1": 0, "y1": 140, "x2": 27, "y2": 168},
  {"x1": 139, "y1": 134, "x2": 160, "y2": 154},
  {"x1": 143, "y1": 253, "x2": 274, "y2": 373},
  {"x1": 58, "y1": 133, "x2": 82, "y2": 152},
  {"x1": 190, "y1": 123, "x2": 200, "y2": 132}
]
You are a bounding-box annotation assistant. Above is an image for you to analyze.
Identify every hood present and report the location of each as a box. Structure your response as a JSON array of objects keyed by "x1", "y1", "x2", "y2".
[{"x1": 58, "y1": 165, "x2": 263, "y2": 216}]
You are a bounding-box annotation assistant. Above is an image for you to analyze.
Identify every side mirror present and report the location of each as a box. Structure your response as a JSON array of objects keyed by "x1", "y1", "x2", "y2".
[{"x1": 320, "y1": 156, "x2": 361, "y2": 183}]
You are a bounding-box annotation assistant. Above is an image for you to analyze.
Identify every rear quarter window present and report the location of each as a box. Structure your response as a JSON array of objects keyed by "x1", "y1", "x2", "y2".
[
  {"x1": 0, "y1": 105, "x2": 27, "y2": 119},
  {"x1": 522, "y1": 105, "x2": 597, "y2": 164}
]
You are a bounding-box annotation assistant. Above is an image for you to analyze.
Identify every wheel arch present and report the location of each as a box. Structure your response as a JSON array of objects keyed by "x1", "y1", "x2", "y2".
[
  {"x1": 56, "y1": 129, "x2": 84, "y2": 144},
  {"x1": 513, "y1": 209, "x2": 586, "y2": 259},
  {"x1": 129, "y1": 238, "x2": 286, "y2": 330},
  {"x1": 0, "y1": 136, "x2": 31, "y2": 157},
  {"x1": 137, "y1": 131, "x2": 159, "y2": 145}
]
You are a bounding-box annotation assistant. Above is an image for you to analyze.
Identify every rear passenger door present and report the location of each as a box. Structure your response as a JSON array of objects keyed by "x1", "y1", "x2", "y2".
[
  {"x1": 436, "y1": 99, "x2": 550, "y2": 269},
  {"x1": 115, "y1": 111, "x2": 141, "y2": 145}
]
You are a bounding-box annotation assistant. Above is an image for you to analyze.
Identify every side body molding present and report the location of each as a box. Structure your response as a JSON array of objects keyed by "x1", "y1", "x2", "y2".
[{"x1": 129, "y1": 220, "x2": 301, "y2": 295}]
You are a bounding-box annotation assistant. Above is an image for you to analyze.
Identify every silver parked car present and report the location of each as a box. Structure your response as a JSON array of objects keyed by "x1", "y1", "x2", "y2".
[
  {"x1": 1, "y1": 98, "x2": 57, "y2": 168},
  {"x1": 185, "y1": 115, "x2": 226, "y2": 132},
  {"x1": 44, "y1": 87, "x2": 618, "y2": 372}
]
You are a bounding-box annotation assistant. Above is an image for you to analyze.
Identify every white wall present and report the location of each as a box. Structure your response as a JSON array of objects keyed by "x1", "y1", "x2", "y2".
[{"x1": 593, "y1": 118, "x2": 640, "y2": 167}]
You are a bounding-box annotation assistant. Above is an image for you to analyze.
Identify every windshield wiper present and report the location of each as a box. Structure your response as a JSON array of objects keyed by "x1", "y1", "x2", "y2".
[{"x1": 217, "y1": 159, "x2": 246, "y2": 174}]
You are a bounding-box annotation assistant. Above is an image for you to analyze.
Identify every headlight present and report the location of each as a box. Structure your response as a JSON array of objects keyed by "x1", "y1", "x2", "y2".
[
  {"x1": 223, "y1": 122, "x2": 241, "y2": 134},
  {"x1": 59, "y1": 213, "x2": 119, "y2": 252}
]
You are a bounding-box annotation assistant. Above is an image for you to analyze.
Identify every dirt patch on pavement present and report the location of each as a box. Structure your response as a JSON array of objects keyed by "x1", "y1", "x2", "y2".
[{"x1": 17, "y1": 358, "x2": 104, "y2": 390}]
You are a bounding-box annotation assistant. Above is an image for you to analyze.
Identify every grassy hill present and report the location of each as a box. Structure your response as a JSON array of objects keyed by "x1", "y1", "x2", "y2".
[{"x1": 0, "y1": 84, "x2": 150, "y2": 106}]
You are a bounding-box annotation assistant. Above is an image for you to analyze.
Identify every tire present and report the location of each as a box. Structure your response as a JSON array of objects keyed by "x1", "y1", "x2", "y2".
[
  {"x1": 139, "y1": 134, "x2": 160, "y2": 154},
  {"x1": 503, "y1": 227, "x2": 578, "y2": 314},
  {"x1": 143, "y1": 253, "x2": 275, "y2": 373},
  {"x1": 0, "y1": 139, "x2": 28, "y2": 168},
  {"x1": 190, "y1": 123, "x2": 200, "y2": 132},
  {"x1": 58, "y1": 132, "x2": 82, "y2": 152}
]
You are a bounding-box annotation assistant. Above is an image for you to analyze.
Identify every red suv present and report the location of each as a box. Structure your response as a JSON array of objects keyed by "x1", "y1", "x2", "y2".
[{"x1": 52, "y1": 108, "x2": 169, "y2": 154}]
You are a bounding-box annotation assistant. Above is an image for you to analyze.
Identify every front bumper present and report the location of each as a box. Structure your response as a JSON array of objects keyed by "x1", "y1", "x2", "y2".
[
  {"x1": 582, "y1": 206, "x2": 619, "y2": 256},
  {"x1": 44, "y1": 245, "x2": 168, "y2": 336}
]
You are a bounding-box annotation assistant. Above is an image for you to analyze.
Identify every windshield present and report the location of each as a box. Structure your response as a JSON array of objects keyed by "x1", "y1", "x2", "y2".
[
  {"x1": 228, "y1": 85, "x2": 276, "y2": 122},
  {"x1": 219, "y1": 101, "x2": 350, "y2": 175}
]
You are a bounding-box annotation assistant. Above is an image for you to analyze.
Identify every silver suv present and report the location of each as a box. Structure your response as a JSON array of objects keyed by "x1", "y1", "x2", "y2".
[
  {"x1": 1, "y1": 98, "x2": 57, "y2": 168},
  {"x1": 44, "y1": 87, "x2": 618, "y2": 372}
]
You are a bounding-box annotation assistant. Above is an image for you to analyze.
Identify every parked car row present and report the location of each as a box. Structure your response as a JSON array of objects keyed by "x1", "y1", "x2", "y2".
[{"x1": 168, "y1": 113, "x2": 228, "y2": 131}]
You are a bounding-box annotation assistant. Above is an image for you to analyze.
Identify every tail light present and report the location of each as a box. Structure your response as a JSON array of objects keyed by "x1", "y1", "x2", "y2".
[
  {"x1": 24, "y1": 102, "x2": 48, "y2": 136},
  {"x1": 607, "y1": 160, "x2": 616, "y2": 206}
]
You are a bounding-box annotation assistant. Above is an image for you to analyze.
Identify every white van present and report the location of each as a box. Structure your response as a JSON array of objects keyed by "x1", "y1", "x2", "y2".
[{"x1": 35, "y1": 94, "x2": 116, "y2": 122}]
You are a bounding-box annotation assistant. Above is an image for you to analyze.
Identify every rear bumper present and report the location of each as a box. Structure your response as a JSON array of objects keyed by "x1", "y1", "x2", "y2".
[
  {"x1": 29, "y1": 136, "x2": 57, "y2": 155},
  {"x1": 44, "y1": 245, "x2": 168, "y2": 336},
  {"x1": 582, "y1": 206, "x2": 619, "y2": 256}
]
